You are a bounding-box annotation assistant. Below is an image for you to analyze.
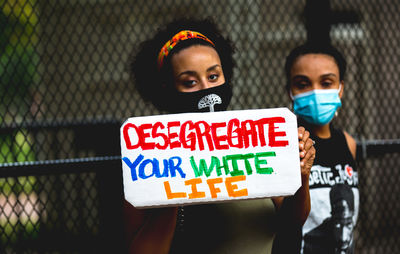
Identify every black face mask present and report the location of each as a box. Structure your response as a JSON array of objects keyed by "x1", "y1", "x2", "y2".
[{"x1": 165, "y1": 82, "x2": 233, "y2": 113}]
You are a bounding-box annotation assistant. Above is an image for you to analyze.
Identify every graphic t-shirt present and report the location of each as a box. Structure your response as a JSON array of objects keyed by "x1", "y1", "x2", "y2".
[{"x1": 301, "y1": 128, "x2": 359, "y2": 254}]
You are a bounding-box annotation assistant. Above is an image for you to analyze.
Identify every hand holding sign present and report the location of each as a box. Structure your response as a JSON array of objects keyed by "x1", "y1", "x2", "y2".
[{"x1": 121, "y1": 108, "x2": 301, "y2": 208}]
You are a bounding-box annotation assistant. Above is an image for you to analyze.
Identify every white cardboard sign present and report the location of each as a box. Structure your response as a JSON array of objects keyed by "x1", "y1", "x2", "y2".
[{"x1": 120, "y1": 108, "x2": 301, "y2": 208}]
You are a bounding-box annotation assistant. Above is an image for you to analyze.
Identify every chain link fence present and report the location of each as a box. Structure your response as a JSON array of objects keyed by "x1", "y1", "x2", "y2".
[{"x1": 1, "y1": 0, "x2": 399, "y2": 253}]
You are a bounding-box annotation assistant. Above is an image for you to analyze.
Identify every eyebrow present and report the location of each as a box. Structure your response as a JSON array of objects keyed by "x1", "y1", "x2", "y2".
[
  {"x1": 292, "y1": 73, "x2": 338, "y2": 80},
  {"x1": 320, "y1": 73, "x2": 338, "y2": 79},
  {"x1": 207, "y1": 64, "x2": 222, "y2": 72},
  {"x1": 292, "y1": 75, "x2": 308, "y2": 80},
  {"x1": 177, "y1": 64, "x2": 222, "y2": 78}
]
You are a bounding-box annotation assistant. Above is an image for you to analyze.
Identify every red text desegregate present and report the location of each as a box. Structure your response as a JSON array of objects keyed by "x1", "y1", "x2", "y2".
[{"x1": 120, "y1": 108, "x2": 301, "y2": 208}]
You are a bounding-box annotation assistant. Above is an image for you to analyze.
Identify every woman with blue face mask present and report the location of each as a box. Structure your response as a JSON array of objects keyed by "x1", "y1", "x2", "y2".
[
  {"x1": 272, "y1": 43, "x2": 359, "y2": 254},
  {"x1": 287, "y1": 46, "x2": 345, "y2": 135}
]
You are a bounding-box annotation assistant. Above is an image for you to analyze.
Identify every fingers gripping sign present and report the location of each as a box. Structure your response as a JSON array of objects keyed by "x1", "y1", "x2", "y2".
[{"x1": 298, "y1": 126, "x2": 316, "y2": 181}]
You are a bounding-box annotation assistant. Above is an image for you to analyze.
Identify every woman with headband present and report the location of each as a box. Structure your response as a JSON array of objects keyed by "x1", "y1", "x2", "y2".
[{"x1": 125, "y1": 18, "x2": 315, "y2": 254}]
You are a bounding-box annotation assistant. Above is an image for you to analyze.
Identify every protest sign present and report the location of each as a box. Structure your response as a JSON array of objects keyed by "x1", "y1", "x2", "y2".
[{"x1": 121, "y1": 107, "x2": 301, "y2": 208}]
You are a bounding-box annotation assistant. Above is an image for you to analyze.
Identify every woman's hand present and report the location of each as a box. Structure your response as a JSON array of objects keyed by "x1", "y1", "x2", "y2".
[{"x1": 298, "y1": 126, "x2": 316, "y2": 182}]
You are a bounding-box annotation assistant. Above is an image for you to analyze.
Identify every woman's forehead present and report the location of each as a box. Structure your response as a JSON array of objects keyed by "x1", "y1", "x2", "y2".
[
  {"x1": 170, "y1": 45, "x2": 221, "y2": 73},
  {"x1": 291, "y1": 53, "x2": 339, "y2": 75}
]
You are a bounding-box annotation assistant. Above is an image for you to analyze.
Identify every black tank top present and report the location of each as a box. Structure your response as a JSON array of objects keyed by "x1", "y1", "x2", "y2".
[
  {"x1": 312, "y1": 127, "x2": 356, "y2": 175},
  {"x1": 273, "y1": 127, "x2": 359, "y2": 254},
  {"x1": 302, "y1": 127, "x2": 358, "y2": 254}
]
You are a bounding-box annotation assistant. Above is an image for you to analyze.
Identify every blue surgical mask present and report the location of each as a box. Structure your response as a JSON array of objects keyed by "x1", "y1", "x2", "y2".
[{"x1": 291, "y1": 86, "x2": 342, "y2": 126}]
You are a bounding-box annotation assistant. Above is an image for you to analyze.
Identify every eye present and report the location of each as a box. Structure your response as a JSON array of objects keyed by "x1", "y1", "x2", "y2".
[
  {"x1": 291, "y1": 76, "x2": 310, "y2": 90},
  {"x1": 293, "y1": 81, "x2": 309, "y2": 90},
  {"x1": 182, "y1": 80, "x2": 197, "y2": 87},
  {"x1": 208, "y1": 74, "x2": 219, "y2": 82},
  {"x1": 321, "y1": 80, "x2": 333, "y2": 88}
]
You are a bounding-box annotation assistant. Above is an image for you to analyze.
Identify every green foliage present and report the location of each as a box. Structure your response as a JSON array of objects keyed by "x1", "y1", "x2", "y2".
[
  {"x1": 0, "y1": 130, "x2": 35, "y2": 163},
  {"x1": 0, "y1": 0, "x2": 40, "y2": 245},
  {"x1": 0, "y1": 0, "x2": 39, "y2": 123}
]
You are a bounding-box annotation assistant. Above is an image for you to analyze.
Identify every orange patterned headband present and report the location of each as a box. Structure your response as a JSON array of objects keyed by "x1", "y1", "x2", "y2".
[{"x1": 157, "y1": 30, "x2": 215, "y2": 69}]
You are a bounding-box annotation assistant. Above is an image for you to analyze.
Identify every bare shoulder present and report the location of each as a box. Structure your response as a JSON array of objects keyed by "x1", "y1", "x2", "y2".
[{"x1": 343, "y1": 131, "x2": 357, "y2": 160}]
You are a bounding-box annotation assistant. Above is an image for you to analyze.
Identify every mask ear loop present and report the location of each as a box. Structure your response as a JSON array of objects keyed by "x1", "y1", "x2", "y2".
[
  {"x1": 335, "y1": 83, "x2": 343, "y2": 117},
  {"x1": 288, "y1": 89, "x2": 294, "y2": 111},
  {"x1": 289, "y1": 89, "x2": 294, "y2": 101}
]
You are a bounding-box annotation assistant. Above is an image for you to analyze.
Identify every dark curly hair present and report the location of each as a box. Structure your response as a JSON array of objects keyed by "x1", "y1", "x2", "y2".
[
  {"x1": 129, "y1": 17, "x2": 235, "y2": 112},
  {"x1": 284, "y1": 43, "x2": 347, "y2": 91}
]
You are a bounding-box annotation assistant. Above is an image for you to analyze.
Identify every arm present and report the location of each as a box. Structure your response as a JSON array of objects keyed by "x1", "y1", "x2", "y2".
[
  {"x1": 271, "y1": 126, "x2": 315, "y2": 226},
  {"x1": 343, "y1": 131, "x2": 357, "y2": 160},
  {"x1": 123, "y1": 199, "x2": 178, "y2": 254}
]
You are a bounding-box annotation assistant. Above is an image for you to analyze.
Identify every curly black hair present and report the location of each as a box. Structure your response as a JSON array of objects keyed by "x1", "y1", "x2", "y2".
[
  {"x1": 284, "y1": 43, "x2": 347, "y2": 91},
  {"x1": 129, "y1": 17, "x2": 235, "y2": 111}
]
